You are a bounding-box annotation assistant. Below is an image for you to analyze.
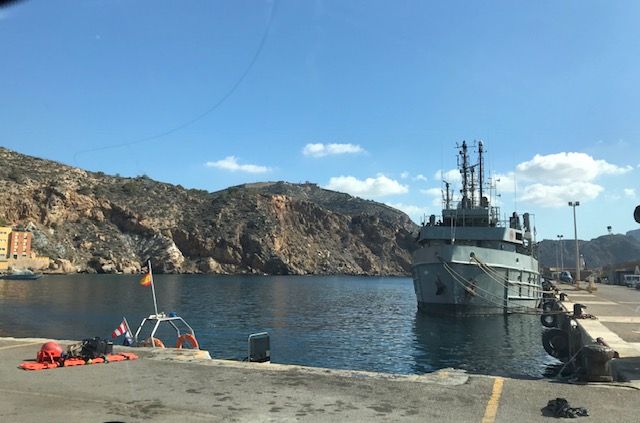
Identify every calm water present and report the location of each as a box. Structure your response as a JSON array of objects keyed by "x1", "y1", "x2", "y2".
[{"x1": 0, "y1": 274, "x2": 556, "y2": 378}]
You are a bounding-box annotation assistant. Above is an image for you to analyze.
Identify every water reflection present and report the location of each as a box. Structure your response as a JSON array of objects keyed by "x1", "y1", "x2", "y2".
[
  {"x1": 0, "y1": 275, "x2": 554, "y2": 377},
  {"x1": 411, "y1": 312, "x2": 556, "y2": 377}
]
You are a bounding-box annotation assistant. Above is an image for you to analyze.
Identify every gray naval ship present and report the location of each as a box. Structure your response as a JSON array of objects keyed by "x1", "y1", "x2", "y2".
[{"x1": 412, "y1": 141, "x2": 542, "y2": 315}]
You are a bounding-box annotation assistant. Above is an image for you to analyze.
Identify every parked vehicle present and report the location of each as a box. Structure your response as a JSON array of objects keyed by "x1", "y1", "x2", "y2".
[
  {"x1": 623, "y1": 274, "x2": 640, "y2": 289},
  {"x1": 559, "y1": 271, "x2": 573, "y2": 283}
]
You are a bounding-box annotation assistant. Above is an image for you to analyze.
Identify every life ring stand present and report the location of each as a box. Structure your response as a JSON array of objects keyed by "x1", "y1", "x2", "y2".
[
  {"x1": 144, "y1": 337, "x2": 165, "y2": 348},
  {"x1": 176, "y1": 334, "x2": 199, "y2": 349}
]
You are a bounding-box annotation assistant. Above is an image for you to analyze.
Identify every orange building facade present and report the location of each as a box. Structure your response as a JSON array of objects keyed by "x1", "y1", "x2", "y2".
[{"x1": 8, "y1": 229, "x2": 32, "y2": 259}]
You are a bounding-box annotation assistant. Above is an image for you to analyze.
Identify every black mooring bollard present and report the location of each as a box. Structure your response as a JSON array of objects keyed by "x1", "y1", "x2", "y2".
[
  {"x1": 573, "y1": 303, "x2": 586, "y2": 317},
  {"x1": 582, "y1": 344, "x2": 615, "y2": 382}
]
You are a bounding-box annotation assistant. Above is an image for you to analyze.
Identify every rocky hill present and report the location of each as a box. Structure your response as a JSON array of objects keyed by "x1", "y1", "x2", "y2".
[
  {"x1": 0, "y1": 147, "x2": 418, "y2": 275},
  {"x1": 538, "y1": 234, "x2": 640, "y2": 269},
  {"x1": 627, "y1": 228, "x2": 640, "y2": 242}
]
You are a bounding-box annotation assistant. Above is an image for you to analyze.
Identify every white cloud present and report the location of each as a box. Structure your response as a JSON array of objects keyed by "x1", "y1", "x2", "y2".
[
  {"x1": 399, "y1": 172, "x2": 428, "y2": 182},
  {"x1": 493, "y1": 172, "x2": 517, "y2": 193},
  {"x1": 624, "y1": 188, "x2": 636, "y2": 198},
  {"x1": 325, "y1": 174, "x2": 408, "y2": 197},
  {"x1": 509, "y1": 152, "x2": 633, "y2": 208},
  {"x1": 520, "y1": 182, "x2": 603, "y2": 207},
  {"x1": 516, "y1": 152, "x2": 632, "y2": 185},
  {"x1": 434, "y1": 168, "x2": 461, "y2": 183},
  {"x1": 420, "y1": 187, "x2": 445, "y2": 207},
  {"x1": 205, "y1": 156, "x2": 271, "y2": 173},
  {"x1": 302, "y1": 143, "x2": 365, "y2": 158},
  {"x1": 386, "y1": 202, "x2": 429, "y2": 223}
]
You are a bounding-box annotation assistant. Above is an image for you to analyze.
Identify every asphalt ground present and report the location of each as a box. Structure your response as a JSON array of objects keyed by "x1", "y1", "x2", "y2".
[{"x1": 1, "y1": 337, "x2": 639, "y2": 422}]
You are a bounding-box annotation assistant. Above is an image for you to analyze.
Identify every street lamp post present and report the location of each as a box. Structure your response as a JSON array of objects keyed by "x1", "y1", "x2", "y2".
[
  {"x1": 568, "y1": 201, "x2": 580, "y2": 283},
  {"x1": 557, "y1": 234, "x2": 564, "y2": 273}
]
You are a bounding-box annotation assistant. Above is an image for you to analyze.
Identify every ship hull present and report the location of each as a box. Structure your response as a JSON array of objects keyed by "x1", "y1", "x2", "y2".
[{"x1": 412, "y1": 244, "x2": 541, "y2": 316}]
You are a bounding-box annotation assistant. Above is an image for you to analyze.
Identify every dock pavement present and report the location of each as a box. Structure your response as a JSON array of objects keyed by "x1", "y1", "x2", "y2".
[
  {"x1": 1, "y1": 335, "x2": 639, "y2": 422},
  {"x1": 557, "y1": 281, "x2": 640, "y2": 386}
]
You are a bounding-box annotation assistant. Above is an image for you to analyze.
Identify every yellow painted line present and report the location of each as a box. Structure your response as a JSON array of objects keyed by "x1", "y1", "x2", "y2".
[
  {"x1": 0, "y1": 342, "x2": 41, "y2": 351},
  {"x1": 481, "y1": 377, "x2": 504, "y2": 423}
]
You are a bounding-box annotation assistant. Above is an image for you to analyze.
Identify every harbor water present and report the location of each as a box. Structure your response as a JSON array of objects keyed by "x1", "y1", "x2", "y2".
[{"x1": 0, "y1": 274, "x2": 557, "y2": 378}]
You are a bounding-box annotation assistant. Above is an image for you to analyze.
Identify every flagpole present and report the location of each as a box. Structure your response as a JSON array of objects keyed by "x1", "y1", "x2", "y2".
[
  {"x1": 148, "y1": 260, "x2": 159, "y2": 316},
  {"x1": 123, "y1": 316, "x2": 132, "y2": 335},
  {"x1": 122, "y1": 316, "x2": 134, "y2": 345}
]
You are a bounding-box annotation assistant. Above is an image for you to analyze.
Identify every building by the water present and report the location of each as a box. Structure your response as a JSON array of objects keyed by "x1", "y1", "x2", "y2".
[{"x1": 0, "y1": 224, "x2": 37, "y2": 272}]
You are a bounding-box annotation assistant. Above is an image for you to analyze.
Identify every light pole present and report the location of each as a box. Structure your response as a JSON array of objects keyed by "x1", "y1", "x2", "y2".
[
  {"x1": 568, "y1": 201, "x2": 580, "y2": 283},
  {"x1": 557, "y1": 234, "x2": 564, "y2": 273}
]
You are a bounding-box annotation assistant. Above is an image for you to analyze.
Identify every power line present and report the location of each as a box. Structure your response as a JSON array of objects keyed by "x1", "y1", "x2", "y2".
[{"x1": 73, "y1": 1, "x2": 277, "y2": 163}]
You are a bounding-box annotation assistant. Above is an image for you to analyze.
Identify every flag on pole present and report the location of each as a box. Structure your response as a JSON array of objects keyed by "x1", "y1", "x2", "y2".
[
  {"x1": 139, "y1": 271, "x2": 152, "y2": 286},
  {"x1": 141, "y1": 260, "x2": 159, "y2": 316},
  {"x1": 112, "y1": 318, "x2": 134, "y2": 345},
  {"x1": 112, "y1": 320, "x2": 128, "y2": 338}
]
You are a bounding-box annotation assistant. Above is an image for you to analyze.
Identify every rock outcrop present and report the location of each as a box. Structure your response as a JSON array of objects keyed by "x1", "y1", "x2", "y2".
[{"x1": 0, "y1": 147, "x2": 418, "y2": 275}]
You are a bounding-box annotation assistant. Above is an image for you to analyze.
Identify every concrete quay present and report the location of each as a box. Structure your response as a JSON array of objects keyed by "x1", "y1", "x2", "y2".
[
  {"x1": 556, "y1": 282, "x2": 640, "y2": 386},
  {"x1": 1, "y1": 337, "x2": 640, "y2": 422}
]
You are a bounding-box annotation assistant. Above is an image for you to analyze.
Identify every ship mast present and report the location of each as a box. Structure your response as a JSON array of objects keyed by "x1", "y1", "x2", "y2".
[
  {"x1": 444, "y1": 181, "x2": 451, "y2": 209},
  {"x1": 458, "y1": 141, "x2": 470, "y2": 208},
  {"x1": 470, "y1": 165, "x2": 476, "y2": 207},
  {"x1": 478, "y1": 141, "x2": 484, "y2": 204}
]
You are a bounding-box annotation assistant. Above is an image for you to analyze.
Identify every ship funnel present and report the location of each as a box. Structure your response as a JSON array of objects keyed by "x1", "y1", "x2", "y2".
[
  {"x1": 509, "y1": 212, "x2": 521, "y2": 230},
  {"x1": 523, "y1": 213, "x2": 531, "y2": 232}
]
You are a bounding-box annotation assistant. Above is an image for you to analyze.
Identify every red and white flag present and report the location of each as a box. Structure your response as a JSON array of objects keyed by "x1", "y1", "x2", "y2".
[{"x1": 112, "y1": 320, "x2": 128, "y2": 338}]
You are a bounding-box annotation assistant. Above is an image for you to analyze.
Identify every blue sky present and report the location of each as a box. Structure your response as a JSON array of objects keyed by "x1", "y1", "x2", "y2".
[{"x1": 1, "y1": 1, "x2": 639, "y2": 242}]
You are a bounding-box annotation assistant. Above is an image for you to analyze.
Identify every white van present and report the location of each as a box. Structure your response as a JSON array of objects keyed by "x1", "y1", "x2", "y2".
[{"x1": 623, "y1": 274, "x2": 640, "y2": 288}]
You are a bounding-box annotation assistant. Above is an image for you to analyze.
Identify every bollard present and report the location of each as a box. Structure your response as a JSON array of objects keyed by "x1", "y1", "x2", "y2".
[
  {"x1": 559, "y1": 293, "x2": 568, "y2": 301},
  {"x1": 581, "y1": 344, "x2": 615, "y2": 382},
  {"x1": 573, "y1": 303, "x2": 586, "y2": 318}
]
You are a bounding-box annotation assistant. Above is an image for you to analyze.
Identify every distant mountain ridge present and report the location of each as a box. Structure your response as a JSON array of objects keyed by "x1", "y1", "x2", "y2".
[
  {"x1": 538, "y1": 234, "x2": 640, "y2": 269},
  {"x1": 0, "y1": 147, "x2": 418, "y2": 275}
]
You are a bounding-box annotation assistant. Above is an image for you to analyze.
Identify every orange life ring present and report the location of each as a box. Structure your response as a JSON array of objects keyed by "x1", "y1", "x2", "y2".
[
  {"x1": 144, "y1": 337, "x2": 165, "y2": 348},
  {"x1": 176, "y1": 334, "x2": 199, "y2": 349}
]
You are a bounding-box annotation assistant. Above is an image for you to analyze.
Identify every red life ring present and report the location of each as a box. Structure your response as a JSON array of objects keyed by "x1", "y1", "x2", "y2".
[
  {"x1": 144, "y1": 337, "x2": 165, "y2": 348},
  {"x1": 176, "y1": 334, "x2": 199, "y2": 349}
]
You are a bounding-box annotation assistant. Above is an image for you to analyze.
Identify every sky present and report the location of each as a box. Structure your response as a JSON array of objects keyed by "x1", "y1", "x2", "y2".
[{"x1": 1, "y1": 0, "x2": 639, "y2": 241}]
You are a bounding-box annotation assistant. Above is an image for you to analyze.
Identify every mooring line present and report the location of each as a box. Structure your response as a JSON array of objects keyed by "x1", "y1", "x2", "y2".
[{"x1": 481, "y1": 377, "x2": 504, "y2": 423}]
